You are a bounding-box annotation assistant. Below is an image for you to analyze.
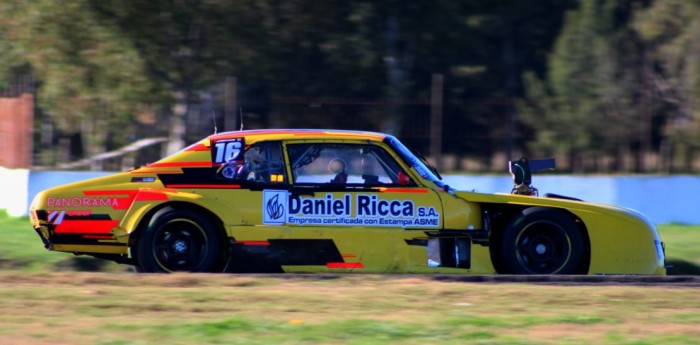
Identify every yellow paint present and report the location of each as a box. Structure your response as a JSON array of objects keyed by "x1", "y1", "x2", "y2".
[{"x1": 29, "y1": 129, "x2": 666, "y2": 275}]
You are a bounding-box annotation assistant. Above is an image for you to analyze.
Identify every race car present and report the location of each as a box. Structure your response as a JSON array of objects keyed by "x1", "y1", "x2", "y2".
[{"x1": 29, "y1": 129, "x2": 666, "y2": 275}]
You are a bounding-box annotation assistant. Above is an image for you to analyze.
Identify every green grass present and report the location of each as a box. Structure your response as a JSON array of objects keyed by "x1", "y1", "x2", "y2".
[
  {"x1": 1, "y1": 212, "x2": 700, "y2": 344},
  {"x1": 657, "y1": 224, "x2": 700, "y2": 275},
  {"x1": 0, "y1": 211, "x2": 124, "y2": 272},
  {"x1": 0, "y1": 212, "x2": 68, "y2": 271},
  {"x1": 0, "y1": 273, "x2": 697, "y2": 345}
]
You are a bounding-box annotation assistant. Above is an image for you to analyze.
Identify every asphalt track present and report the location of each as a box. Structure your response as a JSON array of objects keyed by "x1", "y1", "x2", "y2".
[
  {"x1": 426, "y1": 274, "x2": 700, "y2": 287},
  {"x1": 232, "y1": 274, "x2": 700, "y2": 287},
  {"x1": 2, "y1": 272, "x2": 699, "y2": 287}
]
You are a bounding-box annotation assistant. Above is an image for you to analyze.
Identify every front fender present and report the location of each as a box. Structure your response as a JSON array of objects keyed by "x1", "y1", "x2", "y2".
[
  {"x1": 573, "y1": 207, "x2": 665, "y2": 275},
  {"x1": 456, "y1": 191, "x2": 665, "y2": 275}
]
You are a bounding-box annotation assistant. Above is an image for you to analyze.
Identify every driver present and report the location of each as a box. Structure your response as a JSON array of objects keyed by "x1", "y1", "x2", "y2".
[
  {"x1": 245, "y1": 145, "x2": 267, "y2": 182},
  {"x1": 328, "y1": 158, "x2": 347, "y2": 184}
]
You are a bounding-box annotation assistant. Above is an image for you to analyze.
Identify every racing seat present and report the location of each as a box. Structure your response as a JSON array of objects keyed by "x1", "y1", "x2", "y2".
[{"x1": 362, "y1": 174, "x2": 379, "y2": 185}]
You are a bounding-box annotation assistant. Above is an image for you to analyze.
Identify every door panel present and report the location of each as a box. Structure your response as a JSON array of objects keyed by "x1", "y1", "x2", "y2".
[{"x1": 257, "y1": 187, "x2": 443, "y2": 272}]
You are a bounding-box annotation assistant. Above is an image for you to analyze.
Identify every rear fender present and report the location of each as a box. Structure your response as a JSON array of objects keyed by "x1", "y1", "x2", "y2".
[{"x1": 114, "y1": 189, "x2": 241, "y2": 241}]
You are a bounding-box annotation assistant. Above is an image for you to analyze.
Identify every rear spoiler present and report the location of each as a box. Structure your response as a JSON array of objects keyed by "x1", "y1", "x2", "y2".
[{"x1": 509, "y1": 157, "x2": 555, "y2": 196}]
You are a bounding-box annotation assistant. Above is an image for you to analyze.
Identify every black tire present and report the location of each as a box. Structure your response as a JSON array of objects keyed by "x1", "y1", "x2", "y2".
[
  {"x1": 499, "y1": 208, "x2": 585, "y2": 274},
  {"x1": 135, "y1": 207, "x2": 225, "y2": 273}
]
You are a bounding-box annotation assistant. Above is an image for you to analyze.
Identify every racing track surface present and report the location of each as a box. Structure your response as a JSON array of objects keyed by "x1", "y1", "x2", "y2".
[
  {"x1": 426, "y1": 274, "x2": 700, "y2": 287},
  {"x1": 3, "y1": 272, "x2": 699, "y2": 287},
  {"x1": 227, "y1": 274, "x2": 700, "y2": 287}
]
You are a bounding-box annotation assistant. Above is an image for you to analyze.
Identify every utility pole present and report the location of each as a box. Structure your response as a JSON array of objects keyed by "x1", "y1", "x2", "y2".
[
  {"x1": 224, "y1": 76, "x2": 238, "y2": 131},
  {"x1": 430, "y1": 74, "x2": 444, "y2": 168}
]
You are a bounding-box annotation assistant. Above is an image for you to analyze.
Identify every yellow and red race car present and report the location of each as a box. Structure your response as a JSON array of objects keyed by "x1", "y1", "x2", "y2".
[{"x1": 29, "y1": 129, "x2": 666, "y2": 275}]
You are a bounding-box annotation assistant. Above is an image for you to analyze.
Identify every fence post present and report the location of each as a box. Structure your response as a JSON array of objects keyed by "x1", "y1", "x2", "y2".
[
  {"x1": 430, "y1": 73, "x2": 444, "y2": 168},
  {"x1": 224, "y1": 76, "x2": 238, "y2": 131}
]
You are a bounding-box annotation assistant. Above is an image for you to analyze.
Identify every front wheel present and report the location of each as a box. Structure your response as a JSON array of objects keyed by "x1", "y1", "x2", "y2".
[
  {"x1": 135, "y1": 207, "x2": 226, "y2": 273},
  {"x1": 499, "y1": 208, "x2": 586, "y2": 274}
]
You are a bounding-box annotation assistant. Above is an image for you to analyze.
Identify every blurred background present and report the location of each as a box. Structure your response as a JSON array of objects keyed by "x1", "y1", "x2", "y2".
[{"x1": 2, "y1": 0, "x2": 700, "y2": 174}]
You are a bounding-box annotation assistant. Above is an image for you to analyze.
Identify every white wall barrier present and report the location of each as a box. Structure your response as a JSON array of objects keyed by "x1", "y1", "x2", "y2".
[
  {"x1": 443, "y1": 175, "x2": 700, "y2": 225},
  {"x1": 0, "y1": 167, "x2": 29, "y2": 218},
  {"x1": 25, "y1": 170, "x2": 113, "y2": 215},
  {"x1": 1, "y1": 169, "x2": 699, "y2": 224}
]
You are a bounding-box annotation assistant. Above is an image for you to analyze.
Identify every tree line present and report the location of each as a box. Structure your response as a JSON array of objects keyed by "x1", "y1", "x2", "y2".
[{"x1": 1, "y1": 0, "x2": 699, "y2": 173}]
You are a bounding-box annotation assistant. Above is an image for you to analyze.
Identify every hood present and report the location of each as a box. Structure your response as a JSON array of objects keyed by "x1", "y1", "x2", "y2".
[{"x1": 453, "y1": 190, "x2": 638, "y2": 218}]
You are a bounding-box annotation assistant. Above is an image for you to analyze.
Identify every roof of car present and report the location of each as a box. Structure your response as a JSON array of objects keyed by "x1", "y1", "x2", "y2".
[{"x1": 207, "y1": 129, "x2": 389, "y2": 142}]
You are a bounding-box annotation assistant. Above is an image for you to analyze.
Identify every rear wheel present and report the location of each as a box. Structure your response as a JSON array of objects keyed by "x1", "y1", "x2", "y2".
[
  {"x1": 136, "y1": 207, "x2": 225, "y2": 273},
  {"x1": 499, "y1": 208, "x2": 585, "y2": 274}
]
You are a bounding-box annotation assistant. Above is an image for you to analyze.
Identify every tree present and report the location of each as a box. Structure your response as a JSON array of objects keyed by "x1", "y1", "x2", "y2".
[
  {"x1": 90, "y1": 1, "x2": 249, "y2": 154},
  {"x1": 520, "y1": 0, "x2": 650, "y2": 172},
  {"x1": 633, "y1": 0, "x2": 700, "y2": 172},
  {"x1": 2, "y1": 0, "x2": 613, "y2": 171},
  {"x1": 0, "y1": 0, "x2": 158, "y2": 164}
]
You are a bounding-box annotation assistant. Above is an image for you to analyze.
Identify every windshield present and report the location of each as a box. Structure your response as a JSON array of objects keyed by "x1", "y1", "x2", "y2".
[{"x1": 385, "y1": 136, "x2": 447, "y2": 189}]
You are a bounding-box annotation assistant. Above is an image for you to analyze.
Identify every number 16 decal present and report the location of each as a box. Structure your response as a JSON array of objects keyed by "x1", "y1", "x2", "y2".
[{"x1": 213, "y1": 138, "x2": 243, "y2": 164}]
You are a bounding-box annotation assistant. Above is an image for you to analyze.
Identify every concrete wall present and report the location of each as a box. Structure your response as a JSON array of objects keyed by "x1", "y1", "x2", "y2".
[
  {"x1": 1, "y1": 169, "x2": 111, "y2": 218},
  {"x1": 0, "y1": 167, "x2": 30, "y2": 217},
  {"x1": 2, "y1": 169, "x2": 699, "y2": 224},
  {"x1": 442, "y1": 175, "x2": 700, "y2": 225}
]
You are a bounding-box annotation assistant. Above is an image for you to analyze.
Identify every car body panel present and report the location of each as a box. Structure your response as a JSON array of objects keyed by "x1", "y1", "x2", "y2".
[
  {"x1": 29, "y1": 129, "x2": 666, "y2": 275},
  {"x1": 457, "y1": 191, "x2": 665, "y2": 275}
]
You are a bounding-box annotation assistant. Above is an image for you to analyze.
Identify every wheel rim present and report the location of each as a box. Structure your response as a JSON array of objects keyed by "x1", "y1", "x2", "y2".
[
  {"x1": 515, "y1": 220, "x2": 572, "y2": 274},
  {"x1": 152, "y1": 219, "x2": 209, "y2": 272}
]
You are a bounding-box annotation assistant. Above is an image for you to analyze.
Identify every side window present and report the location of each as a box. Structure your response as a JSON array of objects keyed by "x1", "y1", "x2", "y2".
[
  {"x1": 287, "y1": 143, "x2": 413, "y2": 186},
  {"x1": 217, "y1": 141, "x2": 287, "y2": 184}
]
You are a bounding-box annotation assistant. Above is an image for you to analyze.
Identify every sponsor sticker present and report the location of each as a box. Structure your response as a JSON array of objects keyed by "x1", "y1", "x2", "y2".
[
  {"x1": 263, "y1": 190, "x2": 288, "y2": 224},
  {"x1": 47, "y1": 197, "x2": 120, "y2": 208},
  {"x1": 212, "y1": 138, "x2": 244, "y2": 165},
  {"x1": 262, "y1": 190, "x2": 440, "y2": 228},
  {"x1": 47, "y1": 210, "x2": 66, "y2": 225}
]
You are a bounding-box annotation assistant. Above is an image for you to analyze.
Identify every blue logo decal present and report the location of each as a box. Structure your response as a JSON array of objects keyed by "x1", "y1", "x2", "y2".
[
  {"x1": 266, "y1": 194, "x2": 285, "y2": 220},
  {"x1": 263, "y1": 190, "x2": 287, "y2": 224}
]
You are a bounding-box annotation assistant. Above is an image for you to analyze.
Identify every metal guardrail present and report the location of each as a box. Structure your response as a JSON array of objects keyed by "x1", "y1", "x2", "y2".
[{"x1": 32, "y1": 137, "x2": 168, "y2": 171}]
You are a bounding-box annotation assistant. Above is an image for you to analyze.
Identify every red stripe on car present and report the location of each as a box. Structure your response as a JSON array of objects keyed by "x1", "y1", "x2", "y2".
[
  {"x1": 130, "y1": 170, "x2": 182, "y2": 174},
  {"x1": 148, "y1": 161, "x2": 213, "y2": 168},
  {"x1": 185, "y1": 143, "x2": 210, "y2": 151},
  {"x1": 166, "y1": 184, "x2": 241, "y2": 189},
  {"x1": 326, "y1": 262, "x2": 364, "y2": 269},
  {"x1": 83, "y1": 190, "x2": 138, "y2": 196},
  {"x1": 54, "y1": 220, "x2": 119, "y2": 235},
  {"x1": 83, "y1": 235, "x2": 115, "y2": 240},
  {"x1": 134, "y1": 191, "x2": 170, "y2": 202},
  {"x1": 377, "y1": 188, "x2": 429, "y2": 193},
  {"x1": 235, "y1": 241, "x2": 270, "y2": 246}
]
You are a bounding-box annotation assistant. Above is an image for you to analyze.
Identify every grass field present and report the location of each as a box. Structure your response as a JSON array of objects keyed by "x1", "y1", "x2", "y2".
[
  {"x1": 0, "y1": 273, "x2": 698, "y2": 345},
  {"x1": 1, "y1": 213, "x2": 699, "y2": 344},
  {"x1": 658, "y1": 224, "x2": 700, "y2": 275}
]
